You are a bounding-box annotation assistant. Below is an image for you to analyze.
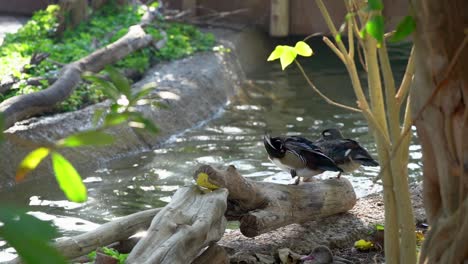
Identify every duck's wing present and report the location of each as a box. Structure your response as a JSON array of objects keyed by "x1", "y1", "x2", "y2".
[
  {"x1": 343, "y1": 139, "x2": 379, "y2": 166},
  {"x1": 284, "y1": 138, "x2": 343, "y2": 172}
]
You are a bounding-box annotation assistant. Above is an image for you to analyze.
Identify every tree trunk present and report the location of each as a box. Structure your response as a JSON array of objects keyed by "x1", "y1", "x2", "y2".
[
  {"x1": 194, "y1": 165, "x2": 357, "y2": 237},
  {"x1": 125, "y1": 186, "x2": 228, "y2": 264},
  {"x1": 411, "y1": 0, "x2": 468, "y2": 262}
]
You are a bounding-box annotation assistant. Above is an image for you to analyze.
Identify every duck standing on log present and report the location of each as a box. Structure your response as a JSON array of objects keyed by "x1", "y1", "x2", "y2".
[
  {"x1": 263, "y1": 134, "x2": 343, "y2": 184},
  {"x1": 314, "y1": 128, "x2": 379, "y2": 178}
]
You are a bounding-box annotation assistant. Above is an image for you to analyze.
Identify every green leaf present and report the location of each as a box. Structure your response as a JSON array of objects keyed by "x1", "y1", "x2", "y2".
[
  {"x1": 58, "y1": 131, "x2": 115, "y2": 147},
  {"x1": 294, "y1": 41, "x2": 313, "y2": 57},
  {"x1": 390, "y1": 16, "x2": 416, "y2": 42},
  {"x1": 82, "y1": 73, "x2": 120, "y2": 100},
  {"x1": 129, "y1": 113, "x2": 159, "y2": 134},
  {"x1": 375, "y1": 224, "x2": 385, "y2": 231},
  {"x1": 104, "y1": 112, "x2": 130, "y2": 126},
  {"x1": 16, "y1": 147, "x2": 50, "y2": 182},
  {"x1": 0, "y1": 207, "x2": 67, "y2": 264},
  {"x1": 366, "y1": 15, "x2": 385, "y2": 46},
  {"x1": 368, "y1": 0, "x2": 383, "y2": 11},
  {"x1": 92, "y1": 109, "x2": 105, "y2": 126},
  {"x1": 335, "y1": 34, "x2": 342, "y2": 43},
  {"x1": 51, "y1": 152, "x2": 87, "y2": 202},
  {"x1": 104, "y1": 66, "x2": 131, "y2": 98}
]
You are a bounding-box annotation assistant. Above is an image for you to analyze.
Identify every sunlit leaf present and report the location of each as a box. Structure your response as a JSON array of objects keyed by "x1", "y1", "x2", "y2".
[
  {"x1": 16, "y1": 148, "x2": 50, "y2": 182},
  {"x1": 375, "y1": 224, "x2": 385, "y2": 231},
  {"x1": 354, "y1": 239, "x2": 374, "y2": 251},
  {"x1": 390, "y1": 16, "x2": 416, "y2": 42},
  {"x1": 366, "y1": 15, "x2": 385, "y2": 46},
  {"x1": 267, "y1": 45, "x2": 285, "y2": 61},
  {"x1": 368, "y1": 0, "x2": 383, "y2": 11},
  {"x1": 294, "y1": 41, "x2": 313, "y2": 57},
  {"x1": 104, "y1": 66, "x2": 131, "y2": 98},
  {"x1": 0, "y1": 207, "x2": 67, "y2": 264},
  {"x1": 58, "y1": 131, "x2": 115, "y2": 147},
  {"x1": 51, "y1": 152, "x2": 87, "y2": 202},
  {"x1": 279, "y1": 46, "x2": 297, "y2": 70}
]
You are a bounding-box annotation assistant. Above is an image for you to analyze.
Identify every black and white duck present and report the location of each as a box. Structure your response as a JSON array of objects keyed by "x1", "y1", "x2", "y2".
[
  {"x1": 263, "y1": 134, "x2": 343, "y2": 184},
  {"x1": 314, "y1": 128, "x2": 379, "y2": 177}
]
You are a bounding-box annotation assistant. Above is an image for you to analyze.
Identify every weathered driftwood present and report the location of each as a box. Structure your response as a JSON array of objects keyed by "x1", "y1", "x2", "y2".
[
  {"x1": 192, "y1": 244, "x2": 229, "y2": 264},
  {"x1": 126, "y1": 186, "x2": 228, "y2": 264},
  {"x1": 0, "y1": 24, "x2": 153, "y2": 129},
  {"x1": 6, "y1": 208, "x2": 161, "y2": 264},
  {"x1": 194, "y1": 165, "x2": 357, "y2": 237}
]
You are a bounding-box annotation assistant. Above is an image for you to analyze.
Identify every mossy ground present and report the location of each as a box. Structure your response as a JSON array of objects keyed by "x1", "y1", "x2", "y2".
[{"x1": 0, "y1": 3, "x2": 215, "y2": 112}]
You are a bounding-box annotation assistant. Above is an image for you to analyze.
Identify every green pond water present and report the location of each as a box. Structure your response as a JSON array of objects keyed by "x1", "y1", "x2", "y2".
[{"x1": 0, "y1": 38, "x2": 420, "y2": 261}]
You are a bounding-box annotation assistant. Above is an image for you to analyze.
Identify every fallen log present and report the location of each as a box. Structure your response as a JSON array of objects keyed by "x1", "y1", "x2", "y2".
[
  {"x1": 194, "y1": 165, "x2": 357, "y2": 237},
  {"x1": 126, "y1": 186, "x2": 228, "y2": 264},
  {"x1": 6, "y1": 208, "x2": 161, "y2": 264}
]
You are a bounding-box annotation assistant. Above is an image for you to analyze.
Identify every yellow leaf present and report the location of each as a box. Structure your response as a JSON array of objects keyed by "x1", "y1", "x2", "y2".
[
  {"x1": 279, "y1": 47, "x2": 297, "y2": 70},
  {"x1": 267, "y1": 45, "x2": 285, "y2": 61},
  {"x1": 416, "y1": 231, "x2": 425, "y2": 245},
  {"x1": 16, "y1": 148, "x2": 50, "y2": 182},
  {"x1": 196, "y1": 172, "x2": 219, "y2": 190},
  {"x1": 354, "y1": 239, "x2": 374, "y2": 250},
  {"x1": 294, "y1": 41, "x2": 313, "y2": 57}
]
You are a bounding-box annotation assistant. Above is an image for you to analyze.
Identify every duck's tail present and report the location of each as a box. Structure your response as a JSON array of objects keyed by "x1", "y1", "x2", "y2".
[{"x1": 353, "y1": 152, "x2": 380, "y2": 166}]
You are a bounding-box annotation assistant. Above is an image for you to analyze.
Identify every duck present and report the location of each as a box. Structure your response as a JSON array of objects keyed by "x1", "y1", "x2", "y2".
[
  {"x1": 263, "y1": 134, "x2": 343, "y2": 184},
  {"x1": 314, "y1": 128, "x2": 379, "y2": 177}
]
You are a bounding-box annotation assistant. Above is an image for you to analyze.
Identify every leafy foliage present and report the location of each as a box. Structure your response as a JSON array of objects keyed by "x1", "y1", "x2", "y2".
[
  {"x1": 0, "y1": 3, "x2": 215, "y2": 112},
  {"x1": 0, "y1": 207, "x2": 66, "y2": 264},
  {"x1": 88, "y1": 247, "x2": 129, "y2": 264}
]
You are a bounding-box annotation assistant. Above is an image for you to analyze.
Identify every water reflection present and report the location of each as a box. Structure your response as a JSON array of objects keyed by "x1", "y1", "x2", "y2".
[{"x1": 0, "y1": 39, "x2": 421, "y2": 260}]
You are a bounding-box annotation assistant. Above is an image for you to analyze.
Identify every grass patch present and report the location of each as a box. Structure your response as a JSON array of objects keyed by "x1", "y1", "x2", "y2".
[{"x1": 0, "y1": 3, "x2": 215, "y2": 112}]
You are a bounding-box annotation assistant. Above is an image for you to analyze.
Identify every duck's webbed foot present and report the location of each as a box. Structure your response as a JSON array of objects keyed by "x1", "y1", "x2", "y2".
[{"x1": 290, "y1": 169, "x2": 300, "y2": 185}]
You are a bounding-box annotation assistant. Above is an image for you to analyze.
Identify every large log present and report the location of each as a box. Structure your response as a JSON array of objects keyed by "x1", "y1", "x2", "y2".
[
  {"x1": 194, "y1": 165, "x2": 356, "y2": 237},
  {"x1": 126, "y1": 186, "x2": 228, "y2": 264}
]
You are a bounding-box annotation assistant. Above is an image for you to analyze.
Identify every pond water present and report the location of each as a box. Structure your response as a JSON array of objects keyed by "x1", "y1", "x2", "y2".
[{"x1": 0, "y1": 38, "x2": 420, "y2": 261}]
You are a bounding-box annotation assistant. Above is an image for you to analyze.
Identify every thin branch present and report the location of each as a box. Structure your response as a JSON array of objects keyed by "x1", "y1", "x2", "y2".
[
  {"x1": 348, "y1": 15, "x2": 355, "y2": 58},
  {"x1": 396, "y1": 46, "x2": 415, "y2": 107},
  {"x1": 315, "y1": 0, "x2": 348, "y2": 54},
  {"x1": 294, "y1": 61, "x2": 361, "y2": 113},
  {"x1": 322, "y1": 37, "x2": 345, "y2": 62}
]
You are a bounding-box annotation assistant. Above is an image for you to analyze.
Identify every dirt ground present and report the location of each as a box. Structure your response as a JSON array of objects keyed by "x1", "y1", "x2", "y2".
[{"x1": 219, "y1": 184, "x2": 425, "y2": 263}]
